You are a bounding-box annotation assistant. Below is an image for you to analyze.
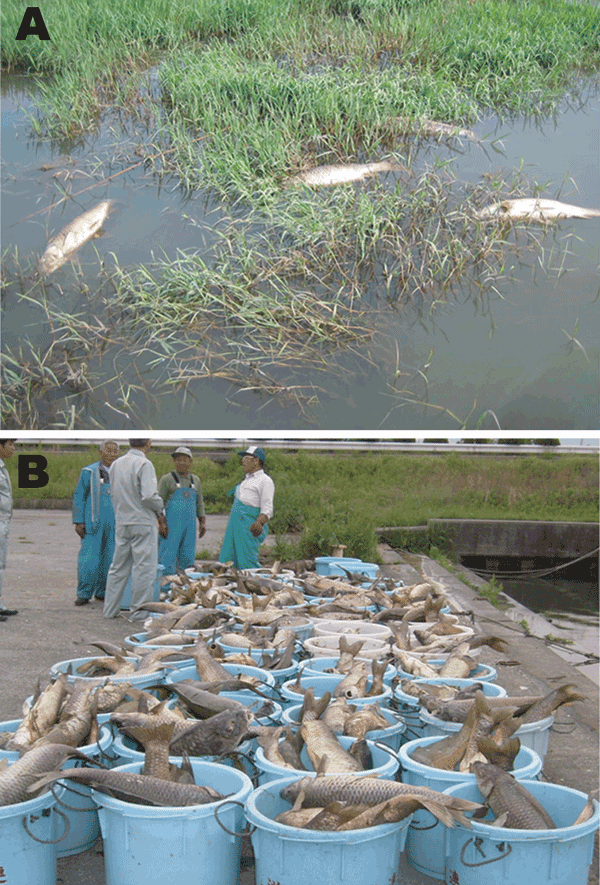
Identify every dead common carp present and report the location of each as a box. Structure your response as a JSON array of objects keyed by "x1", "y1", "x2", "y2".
[
  {"x1": 27, "y1": 767, "x2": 225, "y2": 807},
  {"x1": 286, "y1": 160, "x2": 405, "y2": 188},
  {"x1": 475, "y1": 198, "x2": 600, "y2": 224},
  {"x1": 38, "y1": 199, "x2": 113, "y2": 276},
  {"x1": 471, "y1": 762, "x2": 556, "y2": 829},
  {"x1": 0, "y1": 744, "x2": 99, "y2": 806},
  {"x1": 281, "y1": 775, "x2": 484, "y2": 828}
]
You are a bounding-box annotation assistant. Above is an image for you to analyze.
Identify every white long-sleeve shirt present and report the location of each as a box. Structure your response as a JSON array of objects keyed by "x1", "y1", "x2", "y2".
[
  {"x1": 0, "y1": 458, "x2": 12, "y2": 522},
  {"x1": 108, "y1": 448, "x2": 164, "y2": 526},
  {"x1": 236, "y1": 469, "x2": 274, "y2": 518}
]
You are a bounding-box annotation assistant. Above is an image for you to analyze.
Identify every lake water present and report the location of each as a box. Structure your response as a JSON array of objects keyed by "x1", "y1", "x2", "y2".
[{"x1": 1, "y1": 73, "x2": 598, "y2": 429}]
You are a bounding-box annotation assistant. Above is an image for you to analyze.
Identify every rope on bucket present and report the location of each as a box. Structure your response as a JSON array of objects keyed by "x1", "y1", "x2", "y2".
[
  {"x1": 213, "y1": 799, "x2": 256, "y2": 837},
  {"x1": 460, "y1": 837, "x2": 512, "y2": 866},
  {"x1": 216, "y1": 750, "x2": 261, "y2": 787},
  {"x1": 22, "y1": 806, "x2": 70, "y2": 844},
  {"x1": 50, "y1": 780, "x2": 98, "y2": 813}
]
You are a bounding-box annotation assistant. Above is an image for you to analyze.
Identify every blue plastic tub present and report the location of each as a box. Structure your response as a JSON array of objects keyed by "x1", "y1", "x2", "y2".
[
  {"x1": 419, "y1": 709, "x2": 555, "y2": 764},
  {"x1": 300, "y1": 657, "x2": 396, "y2": 685},
  {"x1": 0, "y1": 787, "x2": 65, "y2": 885},
  {"x1": 443, "y1": 780, "x2": 600, "y2": 885},
  {"x1": 120, "y1": 563, "x2": 165, "y2": 609},
  {"x1": 399, "y1": 735, "x2": 542, "y2": 879},
  {"x1": 51, "y1": 727, "x2": 114, "y2": 857},
  {"x1": 254, "y1": 733, "x2": 399, "y2": 784},
  {"x1": 396, "y1": 658, "x2": 497, "y2": 683},
  {"x1": 109, "y1": 732, "x2": 253, "y2": 769},
  {"x1": 246, "y1": 775, "x2": 411, "y2": 885},
  {"x1": 94, "y1": 760, "x2": 252, "y2": 885},
  {"x1": 314, "y1": 556, "x2": 363, "y2": 576},
  {"x1": 281, "y1": 673, "x2": 392, "y2": 707},
  {"x1": 50, "y1": 655, "x2": 168, "y2": 688},
  {"x1": 282, "y1": 703, "x2": 407, "y2": 752},
  {"x1": 394, "y1": 678, "x2": 506, "y2": 734}
]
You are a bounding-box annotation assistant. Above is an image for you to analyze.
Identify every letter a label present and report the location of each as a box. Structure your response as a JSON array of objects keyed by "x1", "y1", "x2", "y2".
[{"x1": 15, "y1": 7, "x2": 50, "y2": 41}]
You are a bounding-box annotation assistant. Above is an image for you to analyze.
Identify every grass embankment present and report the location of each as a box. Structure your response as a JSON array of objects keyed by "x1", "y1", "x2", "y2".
[
  {"x1": 2, "y1": 0, "x2": 599, "y2": 427},
  {"x1": 9, "y1": 447, "x2": 598, "y2": 561}
]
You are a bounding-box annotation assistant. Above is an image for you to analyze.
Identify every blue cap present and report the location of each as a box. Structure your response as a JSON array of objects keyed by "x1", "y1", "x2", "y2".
[{"x1": 238, "y1": 445, "x2": 266, "y2": 463}]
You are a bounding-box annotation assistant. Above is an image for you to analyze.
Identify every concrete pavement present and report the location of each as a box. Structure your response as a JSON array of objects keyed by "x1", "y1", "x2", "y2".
[{"x1": 0, "y1": 510, "x2": 597, "y2": 885}]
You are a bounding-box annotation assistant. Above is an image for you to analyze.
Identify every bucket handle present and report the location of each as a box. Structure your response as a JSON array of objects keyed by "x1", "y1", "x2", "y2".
[
  {"x1": 460, "y1": 837, "x2": 512, "y2": 866},
  {"x1": 23, "y1": 806, "x2": 70, "y2": 844},
  {"x1": 213, "y1": 800, "x2": 256, "y2": 838},
  {"x1": 50, "y1": 780, "x2": 98, "y2": 813}
]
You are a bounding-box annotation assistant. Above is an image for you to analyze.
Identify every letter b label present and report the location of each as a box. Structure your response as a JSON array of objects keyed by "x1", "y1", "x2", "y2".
[{"x1": 18, "y1": 455, "x2": 49, "y2": 488}]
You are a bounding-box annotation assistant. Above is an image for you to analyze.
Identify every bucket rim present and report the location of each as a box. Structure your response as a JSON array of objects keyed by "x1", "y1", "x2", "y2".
[
  {"x1": 281, "y1": 703, "x2": 406, "y2": 735},
  {"x1": 245, "y1": 775, "x2": 412, "y2": 842},
  {"x1": 91, "y1": 760, "x2": 253, "y2": 817},
  {"x1": 0, "y1": 786, "x2": 57, "y2": 818},
  {"x1": 281, "y1": 673, "x2": 392, "y2": 701},
  {"x1": 443, "y1": 780, "x2": 600, "y2": 839},
  {"x1": 398, "y1": 735, "x2": 542, "y2": 781},
  {"x1": 254, "y1": 734, "x2": 399, "y2": 779},
  {"x1": 419, "y1": 708, "x2": 555, "y2": 732}
]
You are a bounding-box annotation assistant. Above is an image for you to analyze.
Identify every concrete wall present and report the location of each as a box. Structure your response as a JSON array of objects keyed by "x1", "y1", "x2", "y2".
[{"x1": 380, "y1": 519, "x2": 598, "y2": 559}]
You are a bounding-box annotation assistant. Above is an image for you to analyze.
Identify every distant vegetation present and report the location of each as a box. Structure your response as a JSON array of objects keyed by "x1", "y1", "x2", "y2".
[{"x1": 9, "y1": 447, "x2": 598, "y2": 560}]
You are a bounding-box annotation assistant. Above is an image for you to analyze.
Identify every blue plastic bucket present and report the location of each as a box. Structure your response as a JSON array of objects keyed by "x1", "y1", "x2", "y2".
[
  {"x1": 300, "y1": 657, "x2": 396, "y2": 685},
  {"x1": 315, "y1": 556, "x2": 363, "y2": 576},
  {"x1": 246, "y1": 775, "x2": 411, "y2": 885},
  {"x1": 281, "y1": 674, "x2": 392, "y2": 707},
  {"x1": 419, "y1": 709, "x2": 555, "y2": 764},
  {"x1": 110, "y1": 730, "x2": 253, "y2": 769},
  {"x1": 282, "y1": 703, "x2": 407, "y2": 752},
  {"x1": 51, "y1": 726, "x2": 114, "y2": 857},
  {"x1": 95, "y1": 760, "x2": 252, "y2": 885},
  {"x1": 225, "y1": 648, "x2": 300, "y2": 687},
  {"x1": 399, "y1": 735, "x2": 542, "y2": 879},
  {"x1": 0, "y1": 787, "x2": 67, "y2": 885},
  {"x1": 254, "y1": 733, "x2": 398, "y2": 784},
  {"x1": 121, "y1": 563, "x2": 165, "y2": 609},
  {"x1": 396, "y1": 659, "x2": 497, "y2": 683},
  {"x1": 50, "y1": 656, "x2": 168, "y2": 688},
  {"x1": 394, "y1": 678, "x2": 506, "y2": 736},
  {"x1": 443, "y1": 780, "x2": 599, "y2": 885}
]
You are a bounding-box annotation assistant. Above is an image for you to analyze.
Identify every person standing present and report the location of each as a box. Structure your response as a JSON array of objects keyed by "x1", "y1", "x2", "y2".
[
  {"x1": 219, "y1": 445, "x2": 274, "y2": 569},
  {"x1": 158, "y1": 446, "x2": 206, "y2": 576},
  {"x1": 103, "y1": 439, "x2": 167, "y2": 621},
  {"x1": 72, "y1": 440, "x2": 119, "y2": 606},
  {"x1": 0, "y1": 439, "x2": 18, "y2": 619}
]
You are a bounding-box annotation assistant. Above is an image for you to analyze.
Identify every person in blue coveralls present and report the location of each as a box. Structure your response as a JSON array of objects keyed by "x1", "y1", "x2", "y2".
[
  {"x1": 158, "y1": 446, "x2": 206, "y2": 576},
  {"x1": 219, "y1": 445, "x2": 274, "y2": 569},
  {"x1": 72, "y1": 440, "x2": 120, "y2": 606}
]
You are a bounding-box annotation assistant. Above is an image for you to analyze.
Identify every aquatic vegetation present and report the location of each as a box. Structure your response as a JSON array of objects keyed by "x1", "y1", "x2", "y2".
[{"x1": 2, "y1": 0, "x2": 598, "y2": 426}]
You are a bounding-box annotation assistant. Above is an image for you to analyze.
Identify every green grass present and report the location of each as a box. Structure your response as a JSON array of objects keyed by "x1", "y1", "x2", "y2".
[{"x1": 8, "y1": 447, "x2": 598, "y2": 559}]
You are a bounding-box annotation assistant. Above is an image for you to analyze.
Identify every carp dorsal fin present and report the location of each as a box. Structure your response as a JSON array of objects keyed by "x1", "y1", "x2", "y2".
[{"x1": 315, "y1": 755, "x2": 329, "y2": 776}]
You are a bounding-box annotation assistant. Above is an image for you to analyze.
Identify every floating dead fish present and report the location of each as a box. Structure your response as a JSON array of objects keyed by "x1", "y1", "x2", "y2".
[
  {"x1": 395, "y1": 117, "x2": 479, "y2": 142},
  {"x1": 286, "y1": 160, "x2": 405, "y2": 188},
  {"x1": 475, "y1": 198, "x2": 600, "y2": 224},
  {"x1": 38, "y1": 200, "x2": 113, "y2": 276}
]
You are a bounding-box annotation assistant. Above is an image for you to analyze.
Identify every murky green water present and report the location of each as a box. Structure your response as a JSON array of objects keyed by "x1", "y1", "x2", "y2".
[{"x1": 2, "y1": 74, "x2": 598, "y2": 429}]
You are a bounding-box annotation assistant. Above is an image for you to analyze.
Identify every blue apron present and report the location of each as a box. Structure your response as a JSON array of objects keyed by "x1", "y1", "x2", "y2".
[
  {"x1": 159, "y1": 474, "x2": 198, "y2": 574},
  {"x1": 219, "y1": 487, "x2": 268, "y2": 569},
  {"x1": 76, "y1": 465, "x2": 115, "y2": 600}
]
